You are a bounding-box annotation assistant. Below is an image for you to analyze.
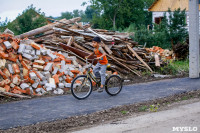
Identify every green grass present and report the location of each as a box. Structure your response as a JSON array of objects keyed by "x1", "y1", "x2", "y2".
[
  {"x1": 139, "y1": 105, "x2": 148, "y2": 112},
  {"x1": 121, "y1": 110, "x2": 128, "y2": 114},
  {"x1": 157, "y1": 59, "x2": 189, "y2": 75}
]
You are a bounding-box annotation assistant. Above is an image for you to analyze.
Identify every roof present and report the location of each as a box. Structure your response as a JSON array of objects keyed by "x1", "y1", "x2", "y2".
[{"x1": 148, "y1": 0, "x2": 200, "y2": 12}]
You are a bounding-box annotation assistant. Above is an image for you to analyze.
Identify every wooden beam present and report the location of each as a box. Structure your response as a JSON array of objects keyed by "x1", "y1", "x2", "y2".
[
  {"x1": 107, "y1": 55, "x2": 141, "y2": 76},
  {"x1": 127, "y1": 44, "x2": 153, "y2": 72},
  {"x1": 67, "y1": 36, "x2": 74, "y2": 46},
  {"x1": 0, "y1": 91, "x2": 31, "y2": 98}
]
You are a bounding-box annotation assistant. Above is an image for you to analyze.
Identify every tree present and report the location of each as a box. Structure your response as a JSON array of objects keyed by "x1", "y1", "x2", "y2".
[
  {"x1": 0, "y1": 17, "x2": 9, "y2": 32},
  {"x1": 6, "y1": 5, "x2": 47, "y2": 35}
]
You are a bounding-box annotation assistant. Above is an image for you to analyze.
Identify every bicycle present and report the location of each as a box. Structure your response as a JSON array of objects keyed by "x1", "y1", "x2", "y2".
[{"x1": 71, "y1": 58, "x2": 123, "y2": 100}]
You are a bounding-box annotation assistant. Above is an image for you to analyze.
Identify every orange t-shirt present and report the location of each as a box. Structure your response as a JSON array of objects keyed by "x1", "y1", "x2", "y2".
[{"x1": 94, "y1": 47, "x2": 108, "y2": 65}]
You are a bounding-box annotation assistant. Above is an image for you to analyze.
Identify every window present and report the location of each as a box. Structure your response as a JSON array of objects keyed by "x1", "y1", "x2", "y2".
[{"x1": 155, "y1": 17, "x2": 163, "y2": 24}]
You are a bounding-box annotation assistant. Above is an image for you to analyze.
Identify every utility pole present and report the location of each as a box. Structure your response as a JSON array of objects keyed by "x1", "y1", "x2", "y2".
[{"x1": 189, "y1": 0, "x2": 199, "y2": 78}]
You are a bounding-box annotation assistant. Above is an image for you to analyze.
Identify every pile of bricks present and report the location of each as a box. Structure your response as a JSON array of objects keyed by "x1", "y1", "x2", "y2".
[{"x1": 0, "y1": 33, "x2": 85, "y2": 96}]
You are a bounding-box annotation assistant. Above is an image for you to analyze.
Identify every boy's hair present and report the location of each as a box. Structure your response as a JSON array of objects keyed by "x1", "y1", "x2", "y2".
[{"x1": 93, "y1": 36, "x2": 101, "y2": 43}]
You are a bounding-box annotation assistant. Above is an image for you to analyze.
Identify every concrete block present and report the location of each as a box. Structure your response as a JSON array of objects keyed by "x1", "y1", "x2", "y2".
[
  {"x1": 8, "y1": 64, "x2": 14, "y2": 74},
  {"x1": 29, "y1": 87, "x2": 34, "y2": 94},
  {"x1": 10, "y1": 83, "x2": 15, "y2": 88},
  {"x1": 33, "y1": 65, "x2": 43, "y2": 70},
  {"x1": 22, "y1": 53, "x2": 33, "y2": 60},
  {"x1": 20, "y1": 83, "x2": 29, "y2": 90},
  {"x1": 58, "y1": 83, "x2": 64, "y2": 88},
  {"x1": 33, "y1": 55, "x2": 39, "y2": 60},
  {"x1": 64, "y1": 70, "x2": 69, "y2": 75},
  {"x1": 69, "y1": 71, "x2": 74, "y2": 77},
  {"x1": 40, "y1": 88, "x2": 46, "y2": 94},
  {"x1": 67, "y1": 56, "x2": 76, "y2": 61},
  {"x1": 3, "y1": 41, "x2": 12, "y2": 49},
  {"x1": 44, "y1": 63, "x2": 53, "y2": 71},
  {"x1": 18, "y1": 44, "x2": 26, "y2": 54},
  {"x1": 36, "y1": 50, "x2": 41, "y2": 55},
  {"x1": 29, "y1": 72, "x2": 37, "y2": 80},
  {"x1": 52, "y1": 67, "x2": 59, "y2": 75},
  {"x1": 57, "y1": 88, "x2": 64, "y2": 94},
  {"x1": 32, "y1": 82, "x2": 39, "y2": 89},
  {"x1": 62, "y1": 53, "x2": 68, "y2": 58},
  {"x1": 44, "y1": 71, "x2": 51, "y2": 79}
]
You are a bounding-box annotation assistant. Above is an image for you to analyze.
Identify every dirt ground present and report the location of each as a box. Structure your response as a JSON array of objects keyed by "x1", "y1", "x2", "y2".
[{"x1": 1, "y1": 80, "x2": 200, "y2": 133}]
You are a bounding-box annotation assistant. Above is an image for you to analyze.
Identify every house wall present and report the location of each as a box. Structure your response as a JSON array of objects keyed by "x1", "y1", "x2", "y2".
[{"x1": 152, "y1": 11, "x2": 194, "y2": 32}]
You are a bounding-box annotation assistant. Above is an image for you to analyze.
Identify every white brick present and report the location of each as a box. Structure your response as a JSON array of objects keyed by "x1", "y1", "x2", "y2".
[
  {"x1": 46, "y1": 87, "x2": 52, "y2": 91},
  {"x1": 8, "y1": 64, "x2": 14, "y2": 74},
  {"x1": 36, "y1": 50, "x2": 41, "y2": 55},
  {"x1": 33, "y1": 65, "x2": 43, "y2": 70},
  {"x1": 24, "y1": 49, "x2": 32, "y2": 54},
  {"x1": 10, "y1": 83, "x2": 15, "y2": 88},
  {"x1": 61, "y1": 60, "x2": 66, "y2": 70},
  {"x1": 47, "y1": 50, "x2": 57, "y2": 60},
  {"x1": 57, "y1": 88, "x2": 64, "y2": 94},
  {"x1": 49, "y1": 78, "x2": 55, "y2": 85},
  {"x1": 30, "y1": 50, "x2": 35, "y2": 56},
  {"x1": 26, "y1": 45, "x2": 34, "y2": 50},
  {"x1": 41, "y1": 49, "x2": 47, "y2": 55},
  {"x1": 53, "y1": 90, "x2": 58, "y2": 94},
  {"x1": 32, "y1": 82, "x2": 39, "y2": 89},
  {"x1": 18, "y1": 44, "x2": 26, "y2": 54},
  {"x1": 3, "y1": 41, "x2": 12, "y2": 49},
  {"x1": 36, "y1": 88, "x2": 42, "y2": 93},
  {"x1": 45, "y1": 83, "x2": 56, "y2": 89},
  {"x1": 37, "y1": 71, "x2": 46, "y2": 80},
  {"x1": 20, "y1": 83, "x2": 29, "y2": 90},
  {"x1": 44, "y1": 71, "x2": 51, "y2": 79},
  {"x1": 29, "y1": 72, "x2": 37, "y2": 79},
  {"x1": 22, "y1": 53, "x2": 33, "y2": 60},
  {"x1": 44, "y1": 63, "x2": 53, "y2": 71},
  {"x1": 64, "y1": 83, "x2": 71, "y2": 88},
  {"x1": 34, "y1": 60, "x2": 45, "y2": 65},
  {"x1": 58, "y1": 83, "x2": 64, "y2": 88},
  {"x1": 52, "y1": 67, "x2": 59, "y2": 75}
]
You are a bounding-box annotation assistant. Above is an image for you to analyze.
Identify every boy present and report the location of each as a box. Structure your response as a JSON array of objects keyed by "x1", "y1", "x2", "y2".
[{"x1": 86, "y1": 36, "x2": 108, "y2": 92}]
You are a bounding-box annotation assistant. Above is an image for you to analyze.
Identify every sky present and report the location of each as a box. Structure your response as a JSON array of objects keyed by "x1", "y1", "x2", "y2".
[{"x1": 0, "y1": 0, "x2": 88, "y2": 22}]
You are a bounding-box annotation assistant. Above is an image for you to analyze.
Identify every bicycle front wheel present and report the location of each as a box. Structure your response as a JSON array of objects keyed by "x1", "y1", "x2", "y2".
[
  {"x1": 105, "y1": 75, "x2": 123, "y2": 96},
  {"x1": 71, "y1": 75, "x2": 93, "y2": 100}
]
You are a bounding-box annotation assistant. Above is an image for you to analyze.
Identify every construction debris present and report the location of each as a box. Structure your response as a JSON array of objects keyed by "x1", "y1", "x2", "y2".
[{"x1": 0, "y1": 17, "x2": 175, "y2": 98}]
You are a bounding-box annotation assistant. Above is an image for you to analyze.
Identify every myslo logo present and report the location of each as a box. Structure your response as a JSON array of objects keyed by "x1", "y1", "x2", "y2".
[{"x1": 172, "y1": 127, "x2": 198, "y2": 132}]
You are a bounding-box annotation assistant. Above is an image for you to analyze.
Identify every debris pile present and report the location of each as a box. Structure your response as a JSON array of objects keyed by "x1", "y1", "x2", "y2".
[{"x1": 0, "y1": 33, "x2": 89, "y2": 98}]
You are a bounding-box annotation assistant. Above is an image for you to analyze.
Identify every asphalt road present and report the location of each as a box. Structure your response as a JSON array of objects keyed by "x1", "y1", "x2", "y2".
[{"x1": 0, "y1": 77, "x2": 200, "y2": 129}]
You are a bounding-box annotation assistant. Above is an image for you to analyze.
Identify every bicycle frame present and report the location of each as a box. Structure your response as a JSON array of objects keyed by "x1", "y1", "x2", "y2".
[{"x1": 85, "y1": 59, "x2": 101, "y2": 86}]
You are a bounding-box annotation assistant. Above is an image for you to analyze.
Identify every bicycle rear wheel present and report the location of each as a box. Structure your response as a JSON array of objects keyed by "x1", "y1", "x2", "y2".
[
  {"x1": 105, "y1": 75, "x2": 123, "y2": 96},
  {"x1": 71, "y1": 75, "x2": 93, "y2": 100}
]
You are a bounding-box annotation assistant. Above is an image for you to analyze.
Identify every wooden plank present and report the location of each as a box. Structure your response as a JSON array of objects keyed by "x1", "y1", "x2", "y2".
[
  {"x1": 107, "y1": 55, "x2": 141, "y2": 76},
  {"x1": 67, "y1": 36, "x2": 74, "y2": 46},
  {"x1": 101, "y1": 41, "x2": 113, "y2": 55},
  {"x1": 127, "y1": 44, "x2": 153, "y2": 72},
  {"x1": 16, "y1": 17, "x2": 81, "y2": 39},
  {"x1": 73, "y1": 42, "x2": 92, "y2": 54}
]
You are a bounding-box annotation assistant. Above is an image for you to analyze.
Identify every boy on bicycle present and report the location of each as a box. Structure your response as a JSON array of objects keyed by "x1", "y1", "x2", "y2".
[{"x1": 85, "y1": 36, "x2": 108, "y2": 92}]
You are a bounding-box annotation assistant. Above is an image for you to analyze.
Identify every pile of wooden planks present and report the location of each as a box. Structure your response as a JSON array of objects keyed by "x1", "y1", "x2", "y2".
[{"x1": 15, "y1": 17, "x2": 161, "y2": 76}]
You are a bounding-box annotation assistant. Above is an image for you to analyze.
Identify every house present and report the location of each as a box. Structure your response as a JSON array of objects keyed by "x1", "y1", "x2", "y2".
[{"x1": 148, "y1": 0, "x2": 200, "y2": 31}]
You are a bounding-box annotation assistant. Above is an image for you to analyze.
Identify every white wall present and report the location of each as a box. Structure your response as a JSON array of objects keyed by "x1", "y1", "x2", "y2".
[{"x1": 152, "y1": 11, "x2": 190, "y2": 32}]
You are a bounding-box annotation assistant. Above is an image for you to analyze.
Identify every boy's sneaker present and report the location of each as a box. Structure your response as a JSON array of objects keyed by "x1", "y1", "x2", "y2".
[{"x1": 97, "y1": 87, "x2": 104, "y2": 93}]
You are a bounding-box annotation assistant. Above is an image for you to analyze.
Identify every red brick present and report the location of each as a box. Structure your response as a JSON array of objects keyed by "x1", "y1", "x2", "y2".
[
  {"x1": 12, "y1": 74, "x2": 21, "y2": 85},
  {"x1": 4, "y1": 85, "x2": 10, "y2": 92},
  {"x1": 19, "y1": 54, "x2": 23, "y2": 61},
  {"x1": 0, "y1": 51, "x2": 8, "y2": 59},
  {"x1": 32, "y1": 70, "x2": 42, "y2": 81},
  {"x1": 31, "y1": 42, "x2": 41, "y2": 50},
  {"x1": 71, "y1": 70, "x2": 80, "y2": 74},
  {"x1": 0, "y1": 70, "x2": 8, "y2": 79},
  {"x1": 52, "y1": 74, "x2": 59, "y2": 84},
  {"x1": 21, "y1": 61, "x2": 31, "y2": 70},
  {"x1": 3, "y1": 68, "x2": 11, "y2": 78},
  {"x1": 11, "y1": 41, "x2": 19, "y2": 50},
  {"x1": 0, "y1": 79, "x2": 11, "y2": 87},
  {"x1": 12, "y1": 64, "x2": 20, "y2": 74},
  {"x1": 65, "y1": 75, "x2": 73, "y2": 83}
]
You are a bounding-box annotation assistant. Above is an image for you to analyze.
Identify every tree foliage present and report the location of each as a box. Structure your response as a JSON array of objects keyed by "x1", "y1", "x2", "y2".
[{"x1": 6, "y1": 5, "x2": 47, "y2": 35}]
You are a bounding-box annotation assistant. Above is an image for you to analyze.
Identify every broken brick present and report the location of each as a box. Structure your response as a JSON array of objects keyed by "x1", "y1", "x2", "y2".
[
  {"x1": 52, "y1": 74, "x2": 59, "y2": 84},
  {"x1": 12, "y1": 64, "x2": 20, "y2": 74},
  {"x1": 11, "y1": 41, "x2": 19, "y2": 50},
  {"x1": 0, "y1": 79, "x2": 11, "y2": 87},
  {"x1": 0, "y1": 70, "x2": 8, "y2": 79},
  {"x1": 12, "y1": 74, "x2": 21, "y2": 85},
  {"x1": 71, "y1": 70, "x2": 80, "y2": 74},
  {"x1": 4, "y1": 85, "x2": 10, "y2": 92},
  {"x1": 3, "y1": 68, "x2": 11, "y2": 78},
  {"x1": 0, "y1": 51, "x2": 9, "y2": 59},
  {"x1": 31, "y1": 42, "x2": 41, "y2": 50},
  {"x1": 65, "y1": 75, "x2": 73, "y2": 83}
]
